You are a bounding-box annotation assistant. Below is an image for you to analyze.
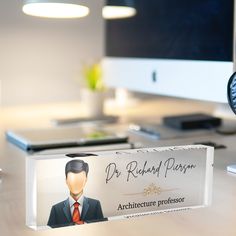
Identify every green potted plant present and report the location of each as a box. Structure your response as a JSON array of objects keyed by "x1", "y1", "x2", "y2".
[{"x1": 80, "y1": 62, "x2": 106, "y2": 117}]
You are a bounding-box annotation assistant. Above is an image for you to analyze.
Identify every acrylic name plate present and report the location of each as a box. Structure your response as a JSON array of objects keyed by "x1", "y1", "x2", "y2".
[{"x1": 26, "y1": 145, "x2": 214, "y2": 230}]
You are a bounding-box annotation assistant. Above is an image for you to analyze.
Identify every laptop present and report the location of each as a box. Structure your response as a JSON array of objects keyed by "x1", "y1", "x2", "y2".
[{"x1": 6, "y1": 126, "x2": 128, "y2": 152}]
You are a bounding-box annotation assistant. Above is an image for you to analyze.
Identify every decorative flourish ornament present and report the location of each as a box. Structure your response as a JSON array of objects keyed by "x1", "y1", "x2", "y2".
[{"x1": 124, "y1": 183, "x2": 179, "y2": 197}]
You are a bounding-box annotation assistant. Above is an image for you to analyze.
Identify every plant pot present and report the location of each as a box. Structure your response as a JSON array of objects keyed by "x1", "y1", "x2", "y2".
[{"x1": 80, "y1": 89, "x2": 105, "y2": 117}]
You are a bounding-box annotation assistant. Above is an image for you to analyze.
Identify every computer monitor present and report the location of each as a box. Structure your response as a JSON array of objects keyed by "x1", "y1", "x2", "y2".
[{"x1": 103, "y1": 0, "x2": 235, "y2": 103}]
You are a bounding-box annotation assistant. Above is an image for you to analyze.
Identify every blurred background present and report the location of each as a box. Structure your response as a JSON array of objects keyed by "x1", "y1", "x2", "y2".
[{"x1": 0, "y1": 0, "x2": 105, "y2": 106}]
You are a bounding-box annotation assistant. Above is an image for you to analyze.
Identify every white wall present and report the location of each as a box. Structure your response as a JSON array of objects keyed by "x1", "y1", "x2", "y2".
[{"x1": 0, "y1": 0, "x2": 105, "y2": 106}]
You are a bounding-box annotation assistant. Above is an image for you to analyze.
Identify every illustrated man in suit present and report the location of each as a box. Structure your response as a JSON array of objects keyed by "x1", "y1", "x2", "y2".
[{"x1": 47, "y1": 159, "x2": 105, "y2": 228}]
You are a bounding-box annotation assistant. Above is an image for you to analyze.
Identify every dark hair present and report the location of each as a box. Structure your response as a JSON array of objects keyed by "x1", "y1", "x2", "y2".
[{"x1": 65, "y1": 160, "x2": 89, "y2": 178}]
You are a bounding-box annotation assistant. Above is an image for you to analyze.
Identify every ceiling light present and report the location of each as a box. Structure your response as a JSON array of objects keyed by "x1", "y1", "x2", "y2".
[
  {"x1": 22, "y1": 0, "x2": 89, "y2": 19},
  {"x1": 103, "y1": 0, "x2": 136, "y2": 19}
]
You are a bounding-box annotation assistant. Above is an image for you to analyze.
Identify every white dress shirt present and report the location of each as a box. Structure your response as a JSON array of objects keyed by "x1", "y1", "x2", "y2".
[{"x1": 69, "y1": 194, "x2": 84, "y2": 217}]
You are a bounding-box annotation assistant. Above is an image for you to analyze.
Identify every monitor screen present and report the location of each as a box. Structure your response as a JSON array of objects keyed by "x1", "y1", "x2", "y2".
[{"x1": 103, "y1": 0, "x2": 235, "y2": 103}]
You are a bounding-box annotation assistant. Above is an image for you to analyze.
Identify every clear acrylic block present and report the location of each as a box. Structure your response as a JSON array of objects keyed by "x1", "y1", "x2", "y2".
[{"x1": 26, "y1": 145, "x2": 214, "y2": 230}]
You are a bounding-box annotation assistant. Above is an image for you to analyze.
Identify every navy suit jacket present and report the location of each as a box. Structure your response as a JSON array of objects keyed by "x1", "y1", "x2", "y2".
[{"x1": 47, "y1": 197, "x2": 105, "y2": 228}]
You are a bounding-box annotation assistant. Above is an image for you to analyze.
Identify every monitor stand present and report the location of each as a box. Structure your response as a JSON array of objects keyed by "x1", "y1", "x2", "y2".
[
  {"x1": 106, "y1": 88, "x2": 139, "y2": 108},
  {"x1": 52, "y1": 89, "x2": 139, "y2": 126}
]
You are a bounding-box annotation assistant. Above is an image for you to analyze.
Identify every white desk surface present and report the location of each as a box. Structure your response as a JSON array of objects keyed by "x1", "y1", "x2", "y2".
[{"x1": 1, "y1": 98, "x2": 236, "y2": 236}]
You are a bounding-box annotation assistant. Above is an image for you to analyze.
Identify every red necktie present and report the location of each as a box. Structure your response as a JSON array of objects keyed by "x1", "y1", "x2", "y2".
[{"x1": 72, "y1": 202, "x2": 84, "y2": 224}]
